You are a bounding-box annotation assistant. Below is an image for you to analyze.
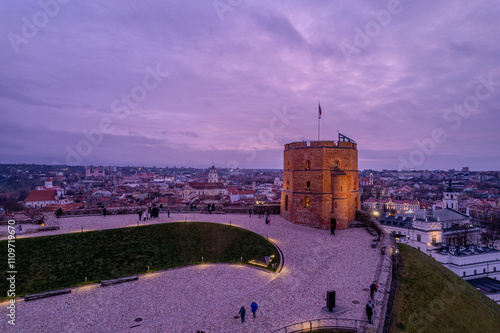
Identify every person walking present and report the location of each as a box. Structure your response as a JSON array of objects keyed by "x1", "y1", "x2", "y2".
[
  {"x1": 370, "y1": 281, "x2": 378, "y2": 299},
  {"x1": 250, "y1": 301, "x2": 258, "y2": 318},
  {"x1": 103, "y1": 208, "x2": 107, "y2": 217},
  {"x1": 330, "y1": 218, "x2": 336, "y2": 236},
  {"x1": 366, "y1": 300, "x2": 374, "y2": 324},
  {"x1": 249, "y1": 209, "x2": 252, "y2": 217},
  {"x1": 167, "y1": 210, "x2": 170, "y2": 218},
  {"x1": 138, "y1": 209, "x2": 143, "y2": 221},
  {"x1": 239, "y1": 306, "x2": 246, "y2": 323}
]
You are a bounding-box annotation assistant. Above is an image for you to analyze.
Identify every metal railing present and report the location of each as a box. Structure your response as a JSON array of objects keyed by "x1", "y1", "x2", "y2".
[
  {"x1": 271, "y1": 317, "x2": 368, "y2": 333},
  {"x1": 382, "y1": 248, "x2": 400, "y2": 333}
]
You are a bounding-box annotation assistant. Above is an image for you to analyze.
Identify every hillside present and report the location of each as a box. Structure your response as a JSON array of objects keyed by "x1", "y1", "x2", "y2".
[{"x1": 390, "y1": 244, "x2": 500, "y2": 333}]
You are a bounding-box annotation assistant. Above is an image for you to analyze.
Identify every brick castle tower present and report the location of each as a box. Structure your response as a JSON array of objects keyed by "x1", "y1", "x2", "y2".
[{"x1": 281, "y1": 134, "x2": 360, "y2": 230}]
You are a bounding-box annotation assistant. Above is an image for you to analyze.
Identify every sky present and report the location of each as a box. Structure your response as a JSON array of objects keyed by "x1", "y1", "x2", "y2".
[{"x1": 1, "y1": 0, "x2": 499, "y2": 171}]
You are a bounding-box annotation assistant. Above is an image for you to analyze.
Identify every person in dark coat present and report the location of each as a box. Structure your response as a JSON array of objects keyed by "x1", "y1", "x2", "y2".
[
  {"x1": 250, "y1": 301, "x2": 258, "y2": 318},
  {"x1": 239, "y1": 306, "x2": 246, "y2": 323},
  {"x1": 366, "y1": 300, "x2": 374, "y2": 324},
  {"x1": 370, "y1": 281, "x2": 378, "y2": 299},
  {"x1": 138, "y1": 210, "x2": 142, "y2": 221},
  {"x1": 330, "y1": 218, "x2": 336, "y2": 236},
  {"x1": 103, "y1": 208, "x2": 107, "y2": 217}
]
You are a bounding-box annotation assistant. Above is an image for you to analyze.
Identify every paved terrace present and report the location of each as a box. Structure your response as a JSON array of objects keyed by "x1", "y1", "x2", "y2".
[{"x1": 1, "y1": 213, "x2": 379, "y2": 332}]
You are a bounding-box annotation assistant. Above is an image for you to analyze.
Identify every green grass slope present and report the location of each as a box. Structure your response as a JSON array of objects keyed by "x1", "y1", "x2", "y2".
[
  {"x1": 0, "y1": 222, "x2": 280, "y2": 300},
  {"x1": 390, "y1": 244, "x2": 500, "y2": 333}
]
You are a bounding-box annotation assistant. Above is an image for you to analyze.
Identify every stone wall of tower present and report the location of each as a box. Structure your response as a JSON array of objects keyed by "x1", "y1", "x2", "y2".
[{"x1": 281, "y1": 140, "x2": 360, "y2": 230}]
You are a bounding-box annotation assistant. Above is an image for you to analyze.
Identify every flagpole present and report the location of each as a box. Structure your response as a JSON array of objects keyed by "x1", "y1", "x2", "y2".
[
  {"x1": 318, "y1": 101, "x2": 321, "y2": 141},
  {"x1": 318, "y1": 114, "x2": 320, "y2": 141}
]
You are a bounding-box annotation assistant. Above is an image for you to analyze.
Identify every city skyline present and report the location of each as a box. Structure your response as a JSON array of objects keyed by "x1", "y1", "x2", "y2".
[{"x1": 1, "y1": 1, "x2": 499, "y2": 171}]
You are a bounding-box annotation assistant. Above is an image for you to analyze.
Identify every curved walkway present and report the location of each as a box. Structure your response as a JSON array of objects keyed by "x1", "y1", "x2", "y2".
[{"x1": 1, "y1": 213, "x2": 378, "y2": 332}]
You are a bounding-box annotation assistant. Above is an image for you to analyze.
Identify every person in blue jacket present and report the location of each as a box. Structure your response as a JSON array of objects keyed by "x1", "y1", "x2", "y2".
[{"x1": 251, "y1": 301, "x2": 258, "y2": 318}]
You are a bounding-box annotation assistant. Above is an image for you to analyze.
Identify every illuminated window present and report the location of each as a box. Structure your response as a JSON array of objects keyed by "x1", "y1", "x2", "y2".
[
  {"x1": 305, "y1": 160, "x2": 311, "y2": 170},
  {"x1": 287, "y1": 161, "x2": 290, "y2": 170},
  {"x1": 305, "y1": 196, "x2": 310, "y2": 208},
  {"x1": 285, "y1": 195, "x2": 288, "y2": 210},
  {"x1": 306, "y1": 181, "x2": 310, "y2": 191},
  {"x1": 334, "y1": 160, "x2": 339, "y2": 170}
]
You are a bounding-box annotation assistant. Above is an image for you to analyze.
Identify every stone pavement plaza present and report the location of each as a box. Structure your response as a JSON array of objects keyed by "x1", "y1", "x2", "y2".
[{"x1": 1, "y1": 213, "x2": 379, "y2": 332}]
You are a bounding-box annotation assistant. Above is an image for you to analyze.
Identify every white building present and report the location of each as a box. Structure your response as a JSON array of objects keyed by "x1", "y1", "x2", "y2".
[
  {"x1": 35, "y1": 177, "x2": 64, "y2": 197},
  {"x1": 24, "y1": 189, "x2": 58, "y2": 208},
  {"x1": 207, "y1": 165, "x2": 219, "y2": 183},
  {"x1": 443, "y1": 182, "x2": 459, "y2": 210},
  {"x1": 432, "y1": 245, "x2": 500, "y2": 281},
  {"x1": 379, "y1": 208, "x2": 480, "y2": 253},
  {"x1": 183, "y1": 182, "x2": 228, "y2": 201}
]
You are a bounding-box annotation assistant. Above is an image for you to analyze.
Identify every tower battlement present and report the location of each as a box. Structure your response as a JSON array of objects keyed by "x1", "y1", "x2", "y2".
[{"x1": 284, "y1": 140, "x2": 357, "y2": 150}]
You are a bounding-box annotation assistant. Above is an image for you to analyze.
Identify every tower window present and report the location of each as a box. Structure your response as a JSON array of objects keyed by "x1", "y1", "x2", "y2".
[
  {"x1": 306, "y1": 181, "x2": 310, "y2": 191},
  {"x1": 305, "y1": 196, "x2": 310, "y2": 208},
  {"x1": 334, "y1": 160, "x2": 339, "y2": 170},
  {"x1": 286, "y1": 180, "x2": 289, "y2": 190},
  {"x1": 287, "y1": 161, "x2": 290, "y2": 170},
  {"x1": 305, "y1": 160, "x2": 311, "y2": 170},
  {"x1": 285, "y1": 195, "x2": 288, "y2": 211}
]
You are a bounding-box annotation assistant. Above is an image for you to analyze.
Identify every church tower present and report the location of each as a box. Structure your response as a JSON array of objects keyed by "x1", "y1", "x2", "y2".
[
  {"x1": 281, "y1": 134, "x2": 360, "y2": 230},
  {"x1": 208, "y1": 165, "x2": 219, "y2": 183},
  {"x1": 443, "y1": 180, "x2": 458, "y2": 210}
]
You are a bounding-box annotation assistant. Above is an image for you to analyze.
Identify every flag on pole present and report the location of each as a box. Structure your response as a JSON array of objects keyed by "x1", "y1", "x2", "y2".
[{"x1": 318, "y1": 103, "x2": 322, "y2": 119}]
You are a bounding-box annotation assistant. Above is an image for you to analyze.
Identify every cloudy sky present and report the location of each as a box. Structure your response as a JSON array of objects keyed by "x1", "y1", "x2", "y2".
[{"x1": 1, "y1": 0, "x2": 499, "y2": 170}]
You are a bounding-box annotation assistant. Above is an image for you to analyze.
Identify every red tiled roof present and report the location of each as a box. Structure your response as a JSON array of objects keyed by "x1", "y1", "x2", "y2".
[
  {"x1": 25, "y1": 189, "x2": 57, "y2": 202},
  {"x1": 187, "y1": 182, "x2": 226, "y2": 190}
]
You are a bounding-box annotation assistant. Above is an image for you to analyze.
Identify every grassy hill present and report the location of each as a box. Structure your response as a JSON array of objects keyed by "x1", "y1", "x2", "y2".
[
  {"x1": 0, "y1": 222, "x2": 280, "y2": 300},
  {"x1": 390, "y1": 243, "x2": 500, "y2": 333}
]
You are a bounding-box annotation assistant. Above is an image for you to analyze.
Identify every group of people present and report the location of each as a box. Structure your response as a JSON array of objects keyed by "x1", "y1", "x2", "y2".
[
  {"x1": 366, "y1": 280, "x2": 378, "y2": 324},
  {"x1": 137, "y1": 205, "x2": 171, "y2": 221},
  {"x1": 249, "y1": 208, "x2": 272, "y2": 224},
  {"x1": 238, "y1": 301, "x2": 259, "y2": 323}
]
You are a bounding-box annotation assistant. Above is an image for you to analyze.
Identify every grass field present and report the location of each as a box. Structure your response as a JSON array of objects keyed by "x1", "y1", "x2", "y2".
[
  {"x1": 0, "y1": 222, "x2": 280, "y2": 300},
  {"x1": 390, "y1": 243, "x2": 500, "y2": 333}
]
